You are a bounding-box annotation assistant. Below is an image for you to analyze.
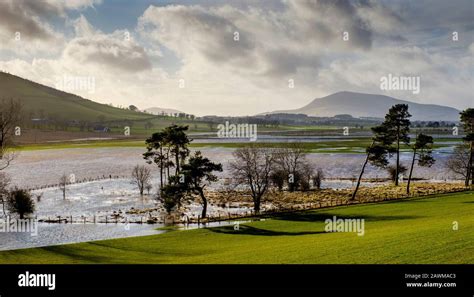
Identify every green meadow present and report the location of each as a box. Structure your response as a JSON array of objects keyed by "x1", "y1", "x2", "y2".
[
  {"x1": 1, "y1": 191, "x2": 472, "y2": 264},
  {"x1": 15, "y1": 137, "x2": 460, "y2": 153}
]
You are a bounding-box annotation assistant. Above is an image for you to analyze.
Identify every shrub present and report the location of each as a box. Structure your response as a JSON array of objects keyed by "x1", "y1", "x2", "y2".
[
  {"x1": 159, "y1": 183, "x2": 186, "y2": 214},
  {"x1": 387, "y1": 164, "x2": 407, "y2": 182},
  {"x1": 7, "y1": 188, "x2": 35, "y2": 219},
  {"x1": 300, "y1": 179, "x2": 311, "y2": 191},
  {"x1": 299, "y1": 164, "x2": 314, "y2": 192},
  {"x1": 313, "y1": 168, "x2": 324, "y2": 189},
  {"x1": 270, "y1": 169, "x2": 286, "y2": 191}
]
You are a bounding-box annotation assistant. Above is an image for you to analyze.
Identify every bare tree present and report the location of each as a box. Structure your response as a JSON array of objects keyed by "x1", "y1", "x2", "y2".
[
  {"x1": 313, "y1": 168, "x2": 324, "y2": 190},
  {"x1": 300, "y1": 163, "x2": 314, "y2": 191},
  {"x1": 274, "y1": 143, "x2": 307, "y2": 191},
  {"x1": 0, "y1": 172, "x2": 11, "y2": 216},
  {"x1": 59, "y1": 174, "x2": 68, "y2": 200},
  {"x1": 230, "y1": 146, "x2": 274, "y2": 213},
  {"x1": 145, "y1": 183, "x2": 152, "y2": 195},
  {"x1": 131, "y1": 165, "x2": 152, "y2": 196},
  {"x1": 0, "y1": 99, "x2": 22, "y2": 171},
  {"x1": 446, "y1": 144, "x2": 470, "y2": 180}
]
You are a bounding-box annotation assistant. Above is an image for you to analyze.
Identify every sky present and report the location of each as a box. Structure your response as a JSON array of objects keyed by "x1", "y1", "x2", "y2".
[{"x1": 0, "y1": 0, "x2": 472, "y2": 116}]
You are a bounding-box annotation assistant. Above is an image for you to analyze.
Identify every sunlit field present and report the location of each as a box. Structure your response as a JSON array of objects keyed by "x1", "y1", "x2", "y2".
[{"x1": 1, "y1": 191, "x2": 471, "y2": 264}]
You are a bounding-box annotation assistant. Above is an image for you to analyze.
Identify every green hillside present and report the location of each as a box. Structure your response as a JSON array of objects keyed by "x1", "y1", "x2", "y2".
[{"x1": 0, "y1": 72, "x2": 152, "y2": 121}]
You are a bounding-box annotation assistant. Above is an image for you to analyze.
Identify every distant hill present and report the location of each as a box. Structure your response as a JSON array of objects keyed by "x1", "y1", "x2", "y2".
[
  {"x1": 0, "y1": 72, "x2": 152, "y2": 121},
  {"x1": 144, "y1": 107, "x2": 185, "y2": 116},
  {"x1": 265, "y1": 91, "x2": 461, "y2": 121}
]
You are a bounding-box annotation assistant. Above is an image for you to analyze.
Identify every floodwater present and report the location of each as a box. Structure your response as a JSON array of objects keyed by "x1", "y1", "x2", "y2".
[
  {"x1": 0, "y1": 218, "x2": 262, "y2": 251},
  {"x1": 4, "y1": 146, "x2": 457, "y2": 189},
  {"x1": 0, "y1": 222, "x2": 163, "y2": 251},
  {"x1": 0, "y1": 143, "x2": 460, "y2": 251}
]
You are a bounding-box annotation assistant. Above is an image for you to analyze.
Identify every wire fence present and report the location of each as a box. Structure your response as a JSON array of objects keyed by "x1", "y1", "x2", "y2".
[
  {"x1": 26, "y1": 175, "x2": 129, "y2": 192},
  {"x1": 34, "y1": 187, "x2": 470, "y2": 226}
]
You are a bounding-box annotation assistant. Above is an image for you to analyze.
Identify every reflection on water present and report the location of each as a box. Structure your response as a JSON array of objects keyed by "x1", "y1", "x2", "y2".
[
  {"x1": 0, "y1": 218, "x2": 263, "y2": 251},
  {"x1": 0, "y1": 222, "x2": 163, "y2": 251}
]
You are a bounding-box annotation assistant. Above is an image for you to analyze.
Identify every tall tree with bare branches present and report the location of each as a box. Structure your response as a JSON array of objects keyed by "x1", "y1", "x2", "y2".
[
  {"x1": 58, "y1": 174, "x2": 68, "y2": 200},
  {"x1": 0, "y1": 99, "x2": 22, "y2": 171},
  {"x1": 447, "y1": 144, "x2": 470, "y2": 181},
  {"x1": 274, "y1": 143, "x2": 307, "y2": 191},
  {"x1": 0, "y1": 173, "x2": 11, "y2": 216},
  {"x1": 131, "y1": 165, "x2": 152, "y2": 196},
  {"x1": 230, "y1": 145, "x2": 274, "y2": 213}
]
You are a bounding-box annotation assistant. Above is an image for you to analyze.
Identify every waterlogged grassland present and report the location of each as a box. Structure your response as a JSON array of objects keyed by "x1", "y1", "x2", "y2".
[
  {"x1": 0, "y1": 191, "x2": 472, "y2": 264},
  {"x1": 16, "y1": 140, "x2": 145, "y2": 151},
  {"x1": 16, "y1": 137, "x2": 460, "y2": 153}
]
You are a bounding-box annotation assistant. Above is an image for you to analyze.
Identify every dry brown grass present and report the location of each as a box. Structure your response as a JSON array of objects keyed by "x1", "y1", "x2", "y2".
[{"x1": 206, "y1": 182, "x2": 467, "y2": 211}]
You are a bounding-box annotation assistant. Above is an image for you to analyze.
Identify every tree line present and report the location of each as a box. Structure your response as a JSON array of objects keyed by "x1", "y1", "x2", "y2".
[
  {"x1": 142, "y1": 105, "x2": 473, "y2": 217},
  {"x1": 0, "y1": 97, "x2": 471, "y2": 221},
  {"x1": 143, "y1": 125, "x2": 222, "y2": 218},
  {"x1": 142, "y1": 124, "x2": 326, "y2": 217},
  {"x1": 351, "y1": 105, "x2": 473, "y2": 200}
]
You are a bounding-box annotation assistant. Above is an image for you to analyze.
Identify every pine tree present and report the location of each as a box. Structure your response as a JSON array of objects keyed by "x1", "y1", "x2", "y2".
[
  {"x1": 406, "y1": 133, "x2": 435, "y2": 194},
  {"x1": 351, "y1": 104, "x2": 411, "y2": 200},
  {"x1": 460, "y1": 108, "x2": 474, "y2": 187},
  {"x1": 372, "y1": 104, "x2": 411, "y2": 186}
]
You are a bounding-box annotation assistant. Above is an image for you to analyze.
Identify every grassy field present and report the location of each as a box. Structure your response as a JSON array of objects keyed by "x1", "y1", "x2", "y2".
[
  {"x1": 16, "y1": 137, "x2": 460, "y2": 153},
  {"x1": 0, "y1": 72, "x2": 154, "y2": 121},
  {"x1": 1, "y1": 191, "x2": 472, "y2": 264}
]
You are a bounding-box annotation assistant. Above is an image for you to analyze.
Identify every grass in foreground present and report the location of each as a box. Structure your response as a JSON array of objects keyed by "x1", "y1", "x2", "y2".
[{"x1": 0, "y1": 191, "x2": 472, "y2": 264}]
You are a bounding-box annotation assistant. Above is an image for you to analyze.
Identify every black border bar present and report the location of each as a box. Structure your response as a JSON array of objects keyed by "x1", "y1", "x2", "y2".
[{"x1": 0, "y1": 264, "x2": 473, "y2": 292}]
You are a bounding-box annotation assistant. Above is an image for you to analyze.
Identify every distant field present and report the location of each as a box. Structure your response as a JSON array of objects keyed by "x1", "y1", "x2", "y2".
[
  {"x1": 16, "y1": 137, "x2": 462, "y2": 153},
  {"x1": 1, "y1": 191, "x2": 471, "y2": 264}
]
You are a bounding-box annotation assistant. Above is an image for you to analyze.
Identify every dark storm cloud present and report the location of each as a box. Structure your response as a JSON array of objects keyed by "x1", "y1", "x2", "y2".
[
  {"x1": 287, "y1": 0, "x2": 374, "y2": 49},
  {"x1": 139, "y1": 0, "x2": 386, "y2": 79},
  {"x1": 0, "y1": 0, "x2": 57, "y2": 41}
]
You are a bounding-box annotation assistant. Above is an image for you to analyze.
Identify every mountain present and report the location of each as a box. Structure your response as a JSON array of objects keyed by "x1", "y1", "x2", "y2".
[
  {"x1": 266, "y1": 91, "x2": 461, "y2": 121},
  {"x1": 144, "y1": 107, "x2": 185, "y2": 116},
  {"x1": 0, "y1": 72, "x2": 152, "y2": 121}
]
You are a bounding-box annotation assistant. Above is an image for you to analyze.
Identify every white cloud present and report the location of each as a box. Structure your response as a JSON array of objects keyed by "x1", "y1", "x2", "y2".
[
  {"x1": 63, "y1": 32, "x2": 152, "y2": 73},
  {"x1": 0, "y1": 0, "x2": 472, "y2": 116}
]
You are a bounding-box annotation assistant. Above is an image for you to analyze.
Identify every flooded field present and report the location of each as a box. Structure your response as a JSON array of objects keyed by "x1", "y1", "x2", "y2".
[
  {"x1": 0, "y1": 145, "x2": 461, "y2": 251},
  {"x1": 0, "y1": 222, "x2": 162, "y2": 251},
  {"x1": 5, "y1": 146, "x2": 457, "y2": 189},
  {"x1": 0, "y1": 216, "x2": 263, "y2": 251}
]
